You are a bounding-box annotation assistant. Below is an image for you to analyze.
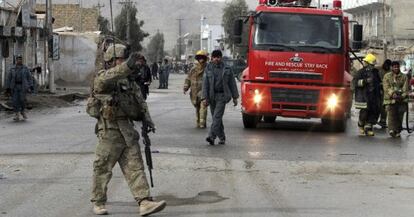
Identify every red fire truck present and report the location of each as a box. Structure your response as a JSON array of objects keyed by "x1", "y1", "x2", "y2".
[{"x1": 233, "y1": 0, "x2": 363, "y2": 131}]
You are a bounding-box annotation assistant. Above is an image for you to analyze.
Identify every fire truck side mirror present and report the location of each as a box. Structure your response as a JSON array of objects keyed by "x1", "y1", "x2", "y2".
[
  {"x1": 352, "y1": 24, "x2": 363, "y2": 50},
  {"x1": 233, "y1": 19, "x2": 243, "y2": 44}
]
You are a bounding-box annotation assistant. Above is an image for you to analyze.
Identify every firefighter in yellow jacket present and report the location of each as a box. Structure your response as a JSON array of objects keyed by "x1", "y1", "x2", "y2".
[
  {"x1": 383, "y1": 61, "x2": 409, "y2": 138},
  {"x1": 183, "y1": 50, "x2": 209, "y2": 128}
]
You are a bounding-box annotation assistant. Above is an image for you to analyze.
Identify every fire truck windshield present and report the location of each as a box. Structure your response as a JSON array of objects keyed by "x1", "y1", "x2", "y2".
[{"x1": 253, "y1": 12, "x2": 343, "y2": 53}]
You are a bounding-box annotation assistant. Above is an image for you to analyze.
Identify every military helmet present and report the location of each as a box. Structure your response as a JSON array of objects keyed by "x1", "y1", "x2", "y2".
[
  {"x1": 363, "y1": 53, "x2": 377, "y2": 65},
  {"x1": 195, "y1": 50, "x2": 208, "y2": 60},
  {"x1": 104, "y1": 44, "x2": 127, "y2": 62}
]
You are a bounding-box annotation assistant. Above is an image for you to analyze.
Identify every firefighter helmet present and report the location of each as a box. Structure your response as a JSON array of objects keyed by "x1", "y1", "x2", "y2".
[
  {"x1": 363, "y1": 53, "x2": 377, "y2": 65},
  {"x1": 104, "y1": 44, "x2": 127, "y2": 62},
  {"x1": 195, "y1": 50, "x2": 208, "y2": 60}
]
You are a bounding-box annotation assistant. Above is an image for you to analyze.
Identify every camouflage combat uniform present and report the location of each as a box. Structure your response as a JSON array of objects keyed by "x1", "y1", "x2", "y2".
[
  {"x1": 91, "y1": 62, "x2": 152, "y2": 206},
  {"x1": 184, "y1": 62, "x2": 208, "y2": 128},
  {"x1": 383, "y1": 71, "x2": 409, "y2": 134}
]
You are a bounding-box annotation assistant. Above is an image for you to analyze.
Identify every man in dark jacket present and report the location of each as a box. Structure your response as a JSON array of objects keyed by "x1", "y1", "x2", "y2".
[
  {"x1": 353, "y1": 54, "x2": 382, "y2": 136},
  {"x1": 151, "y1": 62, "x2": 158, "y2": 80},
  {"x1": 202, "y1": 50, "x2": 239, "y2": 145},
  {"x1": 6, "y1": 55, "x2": 33, "y2": 121},
  {"x1": 131, "y1": 56, "x2": 152, "y2": 100}
]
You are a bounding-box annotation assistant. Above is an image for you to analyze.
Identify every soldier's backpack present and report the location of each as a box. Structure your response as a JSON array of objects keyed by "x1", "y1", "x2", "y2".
[
  {"x1": 86, "y1": 96, "x2": 101, "y2": 118},
  {"x1": 115, "y1": 81, "x2": 144, "y2": 121}
]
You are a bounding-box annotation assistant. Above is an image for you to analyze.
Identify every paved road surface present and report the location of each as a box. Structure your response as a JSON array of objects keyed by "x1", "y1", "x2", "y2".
[{"x1": 1, "y1": 74, "x2": 414, "y2": 217}]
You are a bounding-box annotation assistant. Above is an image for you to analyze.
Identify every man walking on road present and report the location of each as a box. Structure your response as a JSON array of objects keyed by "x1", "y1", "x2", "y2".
[
  {"x1": 151, "y1": 61, "x2": 159, "y2": 80},
  {"x1": 184, "y1": 50, "x2": 209, "y2": 128},
  {"x1": 202, "y1": 50, "x2": 239, "y2": 145},
  {"x1": 5, "y1": 55, "x2": 33, "y2": 121},
  {"x1": 158, "y1": 59, "x2": 171, "y2": 89},
  {"x1": 89, "y1": 44, "x2": 166, "y2": 216},
  {"x1": 383, "y1": 61, "x2": 409, "y2": 138}
]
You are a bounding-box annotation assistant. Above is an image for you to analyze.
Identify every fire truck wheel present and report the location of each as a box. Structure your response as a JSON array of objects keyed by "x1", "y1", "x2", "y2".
[
  {"x1": 322, "y1": 118, "x2": 347, "y2": 132},
  {"x1": 263, "y1": 116, "x2": 276, "y2": 123},
  {"x1": 243, "y1": 113, "x2": 260, "y2": 128}
]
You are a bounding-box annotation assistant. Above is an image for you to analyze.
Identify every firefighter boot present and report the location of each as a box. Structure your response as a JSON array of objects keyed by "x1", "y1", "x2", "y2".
[
  {"x1": 13, "y1": 112, "x2": 20, "y2": 121},
  {"x1": 358, "y1": 127, "x2": 365, "y2": 136},
  {"x1": 358, "y1": 122, "x2": 365, "y2": 136},
  {"x1": 93, "y1": 204, "x2": 108, "y2": 215},
  {"x1": 139, "y1": 199, "x2": 166, "y2": 216},
  {"x1": 364, "y1": 124, "x2": 374, "y2": 136}
]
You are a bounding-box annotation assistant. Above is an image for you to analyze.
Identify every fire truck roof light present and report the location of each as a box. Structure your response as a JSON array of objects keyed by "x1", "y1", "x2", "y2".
[
  {"x1": 333, "y1": 0, "x2": 342, "y2": 9},
  {"x1": 259, "y1": 0, "x2": 267, "y2": 5}
]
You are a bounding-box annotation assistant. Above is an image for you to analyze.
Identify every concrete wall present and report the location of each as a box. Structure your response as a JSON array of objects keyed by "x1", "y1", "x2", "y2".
[
  {"x1": 52, "y1": 32, "x2": 98, "y2": 85},
  {"x1": 345, "y1": 0, "x2": 414, "y2": 48},
  {"x1": 391, "y1": 0, "x2": 414, "y2": 43}
]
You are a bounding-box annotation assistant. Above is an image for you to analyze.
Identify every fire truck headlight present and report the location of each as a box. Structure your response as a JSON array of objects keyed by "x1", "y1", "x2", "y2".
[
  {"x1": 327, "y1": 94, "x2": 339, "y2": 110},
  {"x1": 253, "y1": 89, "x2": 262, "y2": 104}
]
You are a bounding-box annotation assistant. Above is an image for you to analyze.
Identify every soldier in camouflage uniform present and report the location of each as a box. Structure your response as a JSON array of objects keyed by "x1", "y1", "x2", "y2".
[
  {"x1": 90, "y1": 44, "x2": 166, "y2": 216},
  {"x1": 383, "y1": 61, "x2": 409, "y2": 138},
  {"x1": 183, "y1": 50, "x2": 208, "y2": 128}
]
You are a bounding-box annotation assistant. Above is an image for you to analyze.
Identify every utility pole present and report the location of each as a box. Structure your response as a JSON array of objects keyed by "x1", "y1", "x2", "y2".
[
  {"x1": 96, "y1": 0, "x2": 105, "y2": 16},
  {"x1": 383, "y1": 0, "x2": 388, "y2": 60},
  {"x1": 79, "y1": 0, "x2": 83, "y2": 32},
  {"x1": 119, "y1": 0, "x2": 135, "y2": 45},
  {"x1": 46, "y1": 0, "x2": 55, "y2": 93},
  {"x1": 177, "y1": 18, "x2": 183, "y2": 61},
  {"x1": 200, "y1": 16, "x2": 206, "y2": 51}
]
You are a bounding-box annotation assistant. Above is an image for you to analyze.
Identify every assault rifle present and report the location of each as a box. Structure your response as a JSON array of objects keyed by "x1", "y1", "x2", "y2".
[{"x1": 141, "y1": 121, "x2": 155, "y2": 187}]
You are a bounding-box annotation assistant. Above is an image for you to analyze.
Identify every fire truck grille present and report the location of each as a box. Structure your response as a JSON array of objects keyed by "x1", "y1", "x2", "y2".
[
  {"x1": 270, "y1": 72, "x2": 322, "y2": 80},
  {"x1": 271, "y1": 88, "x2": 319, "y2": 104}
]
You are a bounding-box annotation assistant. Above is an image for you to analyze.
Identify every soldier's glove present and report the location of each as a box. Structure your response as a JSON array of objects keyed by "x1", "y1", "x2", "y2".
[
  {"x1": 144, "y1": 119, "x2": 156, "y2": 133},
  {"x1": 126, "y1": 52, "x2": 140, "y2": 70}
]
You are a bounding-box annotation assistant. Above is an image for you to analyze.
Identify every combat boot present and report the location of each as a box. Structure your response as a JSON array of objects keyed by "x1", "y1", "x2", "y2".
[
  {"x1": 13, "y1": 112, "x2": 20, "y2": 121},
  {"x1": 21, "y1": 111, "x2": 28, "y2": 120},
  {"x1": 389, "y1": 130, "x2": 396, "y2": 138},
  {"x1": 139, "y1": 199, "x2": 166, "y2": 216},
  {"x1": 93, "y1": 204, "x2": 108, "y2": 215}
]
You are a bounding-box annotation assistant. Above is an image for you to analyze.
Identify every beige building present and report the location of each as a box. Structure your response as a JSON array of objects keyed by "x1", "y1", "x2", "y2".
[{"x1": 344, "y1": 0, "x2": 414, "y2": 49}]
